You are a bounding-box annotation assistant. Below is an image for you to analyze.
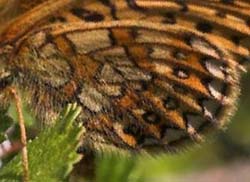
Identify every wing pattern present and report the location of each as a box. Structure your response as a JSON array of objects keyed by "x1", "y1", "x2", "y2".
[{"x1": 0, "y1": 0, "x2": 249, "y2": 153}]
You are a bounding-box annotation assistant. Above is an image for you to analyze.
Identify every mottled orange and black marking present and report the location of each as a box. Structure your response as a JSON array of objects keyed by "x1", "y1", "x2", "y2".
[{"x1": 0, "y1": 0, "x2": 249, "y2": 154}]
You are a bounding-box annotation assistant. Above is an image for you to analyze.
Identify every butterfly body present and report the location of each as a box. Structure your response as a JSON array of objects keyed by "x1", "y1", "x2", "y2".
[{"x1": 0, "y1": 0, "x2": 249, "y2": 153}]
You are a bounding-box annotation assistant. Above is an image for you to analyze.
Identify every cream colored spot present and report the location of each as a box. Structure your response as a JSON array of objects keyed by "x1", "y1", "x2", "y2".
[
  {"x1": 66, "y1": 30, "x2": 111, "y2": 54},
  {"x1": 98, "y1": 84, "x2": 122, "y2": 97},
  {"x1": 99, "y1": 64, "x2": 124, "y2": 83},
  {"x1": 117, "y1": 66, "x2": 151, "y2": 81},
  {"x1": 41, "y1": 44, "x2": 59, "y2": 58},
  {"x1": 78, "y1": 84, "x2": 109, "y2": 112},
  {"x1": 28, "y1": 32, "x2": 46, "y2": 48},
  {"x1": 0, "y1": 69, "x2": 10, "y2": 79},
  {"x1": 153, "y1": 62, "x2": 172, "y2": 74},
  {"x1": 150, "y1": 46, "x2": 171, "y2": 60}
]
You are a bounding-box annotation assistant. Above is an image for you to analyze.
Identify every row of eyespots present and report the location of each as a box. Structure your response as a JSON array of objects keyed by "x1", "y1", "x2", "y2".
[
  {"x1": 121, "y1": 111, "x2": 208, "y2": 147},
  {"x1": 149, "y1": 43, "x2": 229, "y2": 82},
  {"x1": 114, "y1": 76, "x2": 224, "y2": 130},
  {"x1": 149, "y1": 57, "x2": 228, "y2": 103},
  {"x1": 138, "y1": 89, "x2": 222, "y2": 126},
  {"x1": 173, "y1": 50, "x2": 229, "y2": 82},
  {"x1": 120, "y1": 96, "x2": 218, "y2": 147},
  {"x1": 169, "y1": 57, "x2": 229, "y2": 102},
  {"x1": 129, "y1": 29, "x2": 228, "y2": 124},
  {"x1": 182, "y1": 33, "x2": 232, "y2": 104},
  {"x1": 172, "y1": 65, "x2": 228, "y2": 115},
  {"x1": 131, "y1": 37, "x2": 228, "y2": 104},
  {"x1": 134, "y1": 28, "x2": 229, "y2": 78},
  {"x1": 95, "y1": 61, "x2": 224, "y2": 147}
]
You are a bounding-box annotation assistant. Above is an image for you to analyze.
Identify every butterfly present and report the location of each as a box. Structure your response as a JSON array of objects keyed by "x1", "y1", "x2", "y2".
[{"x1": 0, "y1": 0, "x2": 249, "y2": 155}]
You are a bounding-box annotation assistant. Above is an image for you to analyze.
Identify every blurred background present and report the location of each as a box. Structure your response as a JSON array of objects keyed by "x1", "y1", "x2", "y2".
[{"x1": 71, "y1": 72, "x2": 250, "y2": 182}]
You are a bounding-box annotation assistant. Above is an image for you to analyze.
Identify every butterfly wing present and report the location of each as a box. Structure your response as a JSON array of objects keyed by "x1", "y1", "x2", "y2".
[
  {"x1": 0, "y1": 0, "x2": 249, "y2": 153},
  {"x1": 8, "y1": 20, "x2": 240, "y2": 153}
]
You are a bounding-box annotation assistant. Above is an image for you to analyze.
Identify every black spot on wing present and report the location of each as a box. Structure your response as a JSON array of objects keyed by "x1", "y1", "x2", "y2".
[
  {"x1": 196, "y1": 22, "x2": 214, "y2": 33},
  {"x1": 71, "y1": 8, "x2": 105, "y2": 22}
]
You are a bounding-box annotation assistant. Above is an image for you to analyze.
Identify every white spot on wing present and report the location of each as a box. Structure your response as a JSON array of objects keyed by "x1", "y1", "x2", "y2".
[
  {"x1": 204, "y1": 59, "x2": 226, "y2": 79},
  {"x1": 190, "y1": 37, "x2": 219, "y2": 58},
  {"x1": 208, "y1": 80, "x2": 225, "y2": 100}
]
